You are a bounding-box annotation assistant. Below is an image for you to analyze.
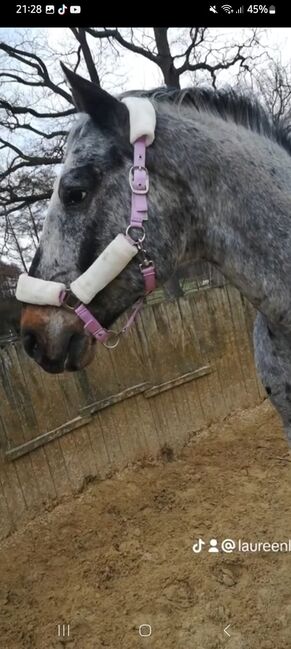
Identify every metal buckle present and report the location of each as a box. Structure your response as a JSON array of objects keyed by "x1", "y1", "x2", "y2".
[
  {"x1": 125, "y1": 224, "x2": 146, "y2": 244},
  {"x1": 61, "y1": 290, "x2": 81, "y2": 311},
  {"x1": 103, "y1": 330, "x2": 121, "y2": 349},
  {"x1": 139, "y1": 259, "x2": 154, "y2": 270},
  {"x1": 136, "y1": 243, "x2": 154, "y2": 269},
  {"x1": 129, "y1": 165, "x2": 149, "y2": 194}
]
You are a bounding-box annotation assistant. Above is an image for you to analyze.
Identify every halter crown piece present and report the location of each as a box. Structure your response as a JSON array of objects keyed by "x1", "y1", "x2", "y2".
[{"x1": 15, "y1": 97, "x2": 157, "y2": 349}]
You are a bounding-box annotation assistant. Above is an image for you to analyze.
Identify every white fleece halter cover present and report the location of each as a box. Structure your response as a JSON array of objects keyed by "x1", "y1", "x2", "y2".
[
  {"x1": 121, "y1": 96, "x2": 156, "y2": 145},
  {"x1": 15, "y1": 97, "x2": 156, "y2": 307}
]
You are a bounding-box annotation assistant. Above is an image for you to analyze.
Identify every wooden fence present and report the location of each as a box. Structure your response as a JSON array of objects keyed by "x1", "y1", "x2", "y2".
[{"x1": 0, "y1": 283, "x2": 265, "y2": 540}]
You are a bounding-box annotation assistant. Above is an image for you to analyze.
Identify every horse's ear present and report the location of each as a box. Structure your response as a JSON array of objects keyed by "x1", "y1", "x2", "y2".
[{"x1": 60, "y1": 63, "x2": 128, "y2": 133}]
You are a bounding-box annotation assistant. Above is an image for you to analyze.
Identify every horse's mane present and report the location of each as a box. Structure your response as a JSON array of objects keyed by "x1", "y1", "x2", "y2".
[{"x1": 120, "y1": 85, "x2": 291, "y2": 157}]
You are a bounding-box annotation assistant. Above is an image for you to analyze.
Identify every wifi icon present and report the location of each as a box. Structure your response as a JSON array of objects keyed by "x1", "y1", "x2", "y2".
[{"x1": 222, "y1": 4, "x2": 234, "y2": 11}]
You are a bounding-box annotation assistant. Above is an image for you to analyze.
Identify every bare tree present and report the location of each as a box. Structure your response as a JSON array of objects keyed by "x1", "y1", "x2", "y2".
[
  {"x1": 86, "y1": 27, "x2": 263, "y2": 89},
  {"x1": 254, "y1": 59, "x2": 291, "y2": 124}
]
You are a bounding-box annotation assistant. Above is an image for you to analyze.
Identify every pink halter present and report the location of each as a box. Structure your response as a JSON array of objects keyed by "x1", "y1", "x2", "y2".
[{"x1": 60, "y1": 136, "x2": 156, "y2": 348}]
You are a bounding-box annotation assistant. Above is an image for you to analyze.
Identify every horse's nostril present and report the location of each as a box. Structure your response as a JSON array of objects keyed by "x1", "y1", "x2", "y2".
[{"x1": 22, "y1": 331, "x2": 39, "y2": 359}]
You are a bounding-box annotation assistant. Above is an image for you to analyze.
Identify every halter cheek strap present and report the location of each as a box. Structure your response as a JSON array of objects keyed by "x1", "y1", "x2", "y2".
[
  {"x1": 61, "y1": 135, "x2": 156, "y2": 348},
  {"x1": 15, "y1": 98, "x2": 157, "y2": 349}
]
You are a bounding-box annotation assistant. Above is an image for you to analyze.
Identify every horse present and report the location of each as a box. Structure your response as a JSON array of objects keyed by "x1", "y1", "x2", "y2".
[{"x1": 17, "y1": 64, "x2": 291, "y2": 450}]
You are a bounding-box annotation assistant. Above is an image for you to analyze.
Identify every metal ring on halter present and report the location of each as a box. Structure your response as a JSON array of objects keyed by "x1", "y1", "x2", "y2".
[
  {"x1": 128, "y1": 165, "x2": 149, "y2": 194},
  {"x1": 103, "y1": 330, "x2": 121, "y2": 349},
  {"x1": 61, "y1": 289, "x2": 81, "y2": 311},
  {"x1": 125, "y1": 224, "x2": 146, "y2": 244}
]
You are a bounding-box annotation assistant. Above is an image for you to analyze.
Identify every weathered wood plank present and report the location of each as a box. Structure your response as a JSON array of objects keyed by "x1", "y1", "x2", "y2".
[
  {"x1": 175, "y1": 294, "x2": 208, "y2": 430},
  {"x1": 144, "y1": 366, "x2": 211, "y2": 398},
  {"x1": 80, "y1": 382, "x2": 150, "y2": 416},
  {"x1": 0, "y1": 346, "x2": 41, "y2": 510},
  {"x1": 225, "y1": 287, "x2": 259, "y2": 407},
  {"x1": 5, "y1": 415, "x2": 92, "y2": 461},
  {"x1": 10, "y1": 347, "x2": 58, "y2": 505},
  {"x1": 198, "y1": 289, "x2": 228, "y2": 422}
]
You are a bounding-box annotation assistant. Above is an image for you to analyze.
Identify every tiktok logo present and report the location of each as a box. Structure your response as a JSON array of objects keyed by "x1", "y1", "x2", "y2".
[
  {"x1": 192, "y1": 538, "x2": 206, "y2": 553},
  {"x1": 58, "y1": 3, "x2": 68, "y2": 14}
]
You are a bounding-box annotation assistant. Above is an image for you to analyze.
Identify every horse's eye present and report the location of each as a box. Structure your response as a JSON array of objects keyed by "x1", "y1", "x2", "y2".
[{"x1": 63, "y1": 189, "x2": 87, "y2": 206}]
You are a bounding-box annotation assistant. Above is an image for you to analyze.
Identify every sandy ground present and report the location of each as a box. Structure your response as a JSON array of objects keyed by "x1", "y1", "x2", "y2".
[{"x1": 1, "y1": 399, "x2": 291, "y2": 649}]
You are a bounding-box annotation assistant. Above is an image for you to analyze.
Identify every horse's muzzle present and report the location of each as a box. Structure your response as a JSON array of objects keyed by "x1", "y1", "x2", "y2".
[{"x1": 20, "y1": 305, "x2": 96, "y2": 373}]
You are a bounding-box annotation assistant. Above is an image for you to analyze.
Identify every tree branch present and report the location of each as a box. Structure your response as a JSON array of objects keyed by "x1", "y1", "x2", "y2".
[
  {"x1": 153, "y1": 27, "x2": 180, "y2": 87},
  {"x1": 0, "y1": 97, "x2": 75, "y2": 119},
  {"x1": 0, "y1": 118, "x2": 67, "y2": 139},
  {"x1": 0, "y1": 42, "x2": 73, "y2": 103},
  {"x1": 0, "y1": 72, "x2": 44, "y2": 86},
  {"x1": 85, "y1": 28, "x2": 158, "y2": 64},
  {"x1": 0, "y1": 156, "x2": 62, "y2": 181},
  {"x1": 71, "y1": 28, "x2": 100, "y2": 84}
]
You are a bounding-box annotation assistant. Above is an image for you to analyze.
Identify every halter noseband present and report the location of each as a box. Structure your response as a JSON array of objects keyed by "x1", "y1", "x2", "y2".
[{"x1": 15, "y1": 98, "x2": 157, "y2": 349}]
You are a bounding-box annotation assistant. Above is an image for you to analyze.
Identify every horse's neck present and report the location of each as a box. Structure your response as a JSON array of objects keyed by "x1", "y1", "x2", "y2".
[{"x1": 171, "y1": 111, "x2": 291, "y2": 330}]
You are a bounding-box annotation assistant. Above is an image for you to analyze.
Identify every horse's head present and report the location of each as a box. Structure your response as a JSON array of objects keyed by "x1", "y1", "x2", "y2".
[{"x1": 19, "y1": 67, "x2": 189, "y2": 373}]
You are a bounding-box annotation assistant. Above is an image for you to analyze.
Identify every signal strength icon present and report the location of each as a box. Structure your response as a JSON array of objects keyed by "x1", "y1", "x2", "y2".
[
  {"x1": 221, "y1": 4, "x2": 233, "y2": 12},
  {"x1": 236, "y1": 5, "x2": 244, "y2": 12}
]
